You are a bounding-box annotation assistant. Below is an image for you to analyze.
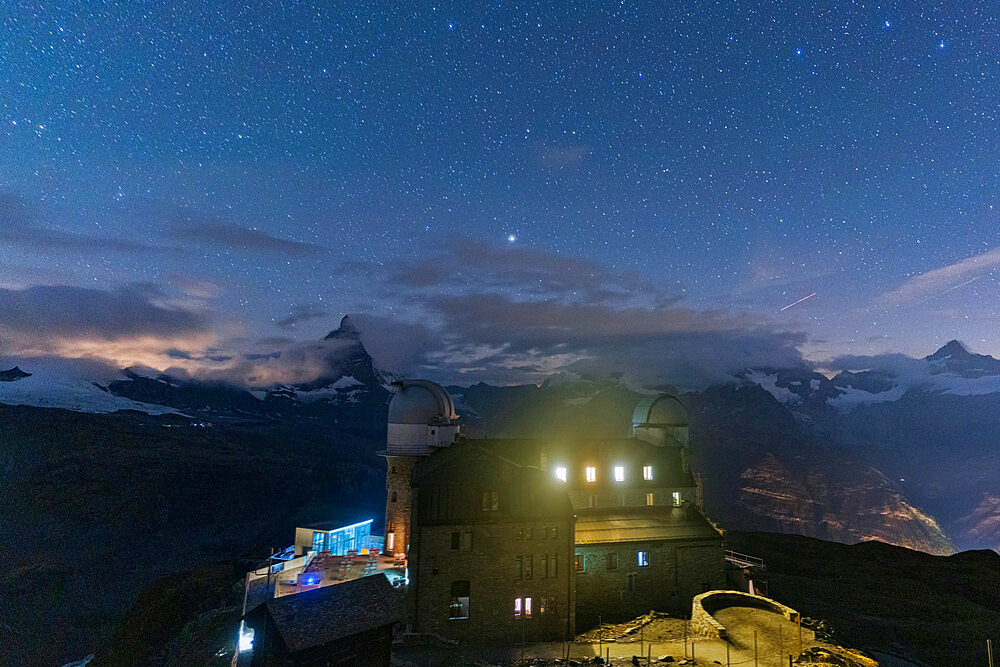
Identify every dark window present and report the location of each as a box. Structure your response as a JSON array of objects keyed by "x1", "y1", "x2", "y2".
[
  {"x1": 552, "y1": 553, "x2": 558, "y2": 577},
  {"x1": 451, "y1": 532, "x2": 461, "y2": 550},
  {"x1": 515, "y1": 556, "x2": 523, "y2": 579},
  {"x1": 480, "y1": 490, "x2": 499, "y2": 511},
  {"x1": 391, "y1": 466, "x2": 398, "y2": 474},
  {"x1": 449, "y1": 581, "x2": 470, "y2": 620},
  {"x1": 461, "y1": 530, "x2": 473, "y2": 551},
  {"x1": 525, "y1": 555, "x2": 533, "y2": 579},
  {"x1": 606, "y1": 552, "x2": 618, "y2": 570},
  {"x1": 550, "y1": 526, "x2": 558, "y2": 539},
  {"x1": 431, "y1": 429, "x2": 436, "y2": 435},
  {"x1": 525, "y1": 527, "x2": 533, "y2": 540},
  {"x1": 541, "y1": 554, "x2": 549, "y2": 578},
  {"x1": 627, "y1": 572, "x2": 637, "y2": 593},
  {"x1": 390, "y1": 490, "x2": 398, "y2": 503}
]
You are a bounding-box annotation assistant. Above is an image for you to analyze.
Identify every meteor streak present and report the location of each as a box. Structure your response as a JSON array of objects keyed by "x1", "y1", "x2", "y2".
[{"x1": 780, "y1": 291, "x2": 817, "y2": 311}]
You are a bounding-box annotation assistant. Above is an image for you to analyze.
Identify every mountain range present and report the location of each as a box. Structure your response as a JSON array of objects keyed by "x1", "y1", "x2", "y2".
[{"x1": 1, "y1": 317, "x2": 999, "y2": 662}]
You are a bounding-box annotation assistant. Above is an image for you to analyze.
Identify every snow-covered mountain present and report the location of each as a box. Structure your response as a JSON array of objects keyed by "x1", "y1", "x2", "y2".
[
  {"x1": 742, "y1": 340, "x2": 1000, "y2": 412},
  {"x1": 0, "y1": 316, "x2": 393, "y2": 431},
  {"x1": 0, "y1": 359, "x2": 179, "y2": 415}
]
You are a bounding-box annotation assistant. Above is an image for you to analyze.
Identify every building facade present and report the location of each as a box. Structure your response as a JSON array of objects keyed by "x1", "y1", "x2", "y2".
[{"x1": 384, "y1": 380, "x2": 725, "y2": 644}]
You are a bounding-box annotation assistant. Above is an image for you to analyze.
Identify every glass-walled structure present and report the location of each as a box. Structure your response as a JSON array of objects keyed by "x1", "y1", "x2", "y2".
[{"x1": 309, "y1": 519, "x2": 374, "y2": 555}]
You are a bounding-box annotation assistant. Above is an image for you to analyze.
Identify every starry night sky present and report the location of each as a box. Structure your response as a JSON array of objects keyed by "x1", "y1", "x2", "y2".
[{"x1": 2, "y1": 2, "x2": 999, "y2": 387}]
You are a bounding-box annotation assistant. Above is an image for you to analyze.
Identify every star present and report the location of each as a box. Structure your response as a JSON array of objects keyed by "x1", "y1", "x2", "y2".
[{"x1": 507, "y1": 234, "x2": 517, "y2": 243}]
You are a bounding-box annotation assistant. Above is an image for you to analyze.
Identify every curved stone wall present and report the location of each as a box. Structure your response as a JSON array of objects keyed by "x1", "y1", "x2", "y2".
[{"x1": 690, "y1": 590, "x2": 800, "y2": 640}]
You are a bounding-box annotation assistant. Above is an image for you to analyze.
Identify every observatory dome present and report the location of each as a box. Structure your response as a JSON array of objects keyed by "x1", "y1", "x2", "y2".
[
  {"x1": 388, "y1": 379, "x2": 457, "y2": 425},
  {"x1": 632, "y1": 394, "x2": 687, "y2": 427}
]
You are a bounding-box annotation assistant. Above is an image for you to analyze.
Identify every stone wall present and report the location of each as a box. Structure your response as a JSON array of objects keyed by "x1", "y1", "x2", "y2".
[
  {"x1": 385, "y1": 455, "x2": 420, "y2": 555},
  {"x1": 575, "y1": 538, "x2": 725, "y2": 629},
  {"x1": 690, "y1": 590, "x2": 801, "y2": 639},
  {"x1": 413, "y1": 519, "x2": 575, "y2": 644}
]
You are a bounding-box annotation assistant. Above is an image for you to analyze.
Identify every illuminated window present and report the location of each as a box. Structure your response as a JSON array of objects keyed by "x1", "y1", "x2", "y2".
[
  {"x1": 555, "y1": 466, "x2": 567, "y2": 482},
  {"x1": 585, "y1": 466, "x2": 597, "y2": 483},
  {"x1": 643, "y1": 466, "x2": 653, "y2": 480},
  {"x1": 574, "y1": 554, "x2": 585, "y2": 572},
  {"x1": 637, "y1": 551, "x2": 649, "y2": 567},
  {"x1": 238, "y1": 620, "x2": 254, "y2": 652},
  {"x1": 646, "y1": 492, "x2": 654, "y2": 506},
  {"x1": 614, "y1": 465, "x2": 625, "y2": 482},
  {"x1": 449, "y1": 581, "x2": 470, "y2": 620},
  {"x1": 514, "y1": 597, "x2": 533, "y2": 618},
  {"x1": 673, "y1": 491, "x2": 681, "y2": 506}
]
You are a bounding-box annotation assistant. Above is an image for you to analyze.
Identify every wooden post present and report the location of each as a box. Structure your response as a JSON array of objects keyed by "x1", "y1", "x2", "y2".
[
  {"x1": 798, "y1": 615, "x2": 803, "y2": 656},
  {"x1": 599, "y1": 615, "x2": 603, "y2": 659},
  {"x1": 684, "y1": 619, "x2": 688, "y2": 658},
  {"x1": 754, "y1": 630, "x2": 758, "y2": 667},
  {"x1": 726, "y1": 642, "x2": 730, "y2": 667},
  {"x1": 647, "y1": 643, "x2": 652, "y2": 666}
]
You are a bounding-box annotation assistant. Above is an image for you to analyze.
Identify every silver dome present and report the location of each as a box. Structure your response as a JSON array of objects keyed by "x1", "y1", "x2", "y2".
[{"x1": 387, "y1": 379, "x2": 457, "y2": 425}]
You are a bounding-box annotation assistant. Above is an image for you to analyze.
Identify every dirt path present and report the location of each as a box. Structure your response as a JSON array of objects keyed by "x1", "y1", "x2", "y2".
[{"x1": 712, "y1": 606, "x2": 818, "y2": 666}]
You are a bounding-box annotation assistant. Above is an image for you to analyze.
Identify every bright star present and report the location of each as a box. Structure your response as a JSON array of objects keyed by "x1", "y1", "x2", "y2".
[
  {"x1": 507, "y1": 234, "x2": 517, "y2": 243},
  {"x1": 939, "y1": 41, "x2": 945, "y2": 48},
  {"x1": 884, "y1": 20, "x2": 890, "y2": 28}
]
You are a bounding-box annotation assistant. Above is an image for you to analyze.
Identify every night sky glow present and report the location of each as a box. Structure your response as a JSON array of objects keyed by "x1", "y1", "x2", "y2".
[{"x1": 2, "y1": 2, "x2": 999, "y2": 387}]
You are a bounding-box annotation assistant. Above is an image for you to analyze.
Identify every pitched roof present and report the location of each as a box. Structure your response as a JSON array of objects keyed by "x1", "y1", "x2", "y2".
[{"x1": 260, "y1": 574, "x2": 401, "y2": 653}]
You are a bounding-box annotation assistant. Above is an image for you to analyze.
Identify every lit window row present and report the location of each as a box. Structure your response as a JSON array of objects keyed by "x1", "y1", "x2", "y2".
[{"x1": 553, "y1": 465, "x2": 655, "y2": 483}]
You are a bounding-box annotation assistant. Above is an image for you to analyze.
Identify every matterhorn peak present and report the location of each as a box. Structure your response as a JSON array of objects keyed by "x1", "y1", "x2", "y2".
[{"x1": 324, "y1": 314, "x2": 361, "y2": 341}]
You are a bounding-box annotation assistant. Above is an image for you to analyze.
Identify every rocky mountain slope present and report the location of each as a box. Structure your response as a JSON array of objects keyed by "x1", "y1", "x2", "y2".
[
  {"x1": 725, "y1": 531, "x2": 1000, "y2": 667},
  {"x1": 0, "y1": 403, "x2": 384, "y2": 666}
]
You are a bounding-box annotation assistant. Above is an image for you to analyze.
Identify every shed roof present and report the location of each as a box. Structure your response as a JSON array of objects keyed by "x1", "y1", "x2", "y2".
[
  {"x1": 574, "y1": 506, "x2": 722, "y2": 545},
  {"x1": 256, "y1": 573, "x2": 401, "y2": 653}
]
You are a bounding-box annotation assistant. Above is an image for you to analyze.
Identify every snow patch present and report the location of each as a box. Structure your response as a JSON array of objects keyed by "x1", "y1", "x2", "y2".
[
  {"x1": 0, "y1": 369, "x2": 179, "y2": 415},
  {"x1": 744, "y1": 370, "x2": 800, "y2": 404},
  {"x1": 331, "y1": 375, "x2": 362, "y2": 389}
]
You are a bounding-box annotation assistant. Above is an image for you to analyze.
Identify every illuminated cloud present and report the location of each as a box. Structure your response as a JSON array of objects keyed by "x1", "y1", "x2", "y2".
[{"x1": 0, "y1": 284, "x2": 215, "y2": 369}]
